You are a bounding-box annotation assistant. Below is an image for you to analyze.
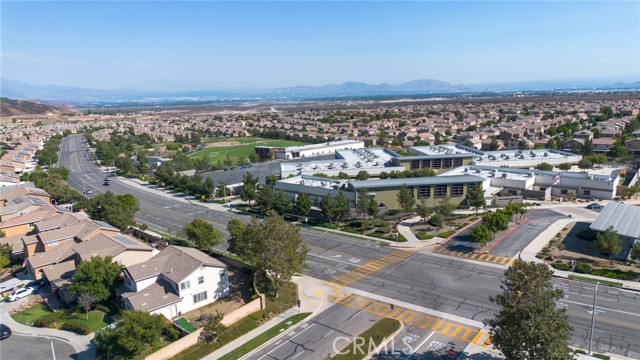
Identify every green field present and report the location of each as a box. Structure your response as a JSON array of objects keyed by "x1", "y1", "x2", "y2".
[{"x1": 189, "y1": 138, "x2": 308, "y2": 164}]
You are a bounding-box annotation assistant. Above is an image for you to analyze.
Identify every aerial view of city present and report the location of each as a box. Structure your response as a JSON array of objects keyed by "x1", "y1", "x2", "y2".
[{"x1": 1, "y1": 1, "x2": 639, "y2": 360}]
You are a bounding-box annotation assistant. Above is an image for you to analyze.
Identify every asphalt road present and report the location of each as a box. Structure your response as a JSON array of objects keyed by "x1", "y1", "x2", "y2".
[
  {"x1": 0, "y1": 333, "x2": 76, "y2": 360},
  {"x1": 442, "y1": 210, "x2": 566, "y2": 257},
  {"x1": 59, "y1": 135, "x2": 640, "y2": 358},
  {"x1": 248, "y1": 304, "x2": 384, "y2": 360}
]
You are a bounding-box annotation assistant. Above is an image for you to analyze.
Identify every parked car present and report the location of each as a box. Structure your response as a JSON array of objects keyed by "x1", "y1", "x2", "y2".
[
  {"x1": 83, "y1": 189, "x2": 93, "y2": 195},
  {"x1": 586, "y1": 203, "x2": 604, "y2": 210},
  {"x1": 7, "y1": 287, "x2": 35, "y2": 302},
  {"x1": 0, "y1": 324, "x2": 11, "y2": 340}
]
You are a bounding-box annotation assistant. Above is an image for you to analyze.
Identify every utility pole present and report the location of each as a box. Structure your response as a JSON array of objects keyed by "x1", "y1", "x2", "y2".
[{"x1": 588, "y1": 282, "x2": 599, "y2": 355}]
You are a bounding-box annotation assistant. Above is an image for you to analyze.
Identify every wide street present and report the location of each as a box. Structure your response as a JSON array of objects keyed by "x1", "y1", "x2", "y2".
[{"x1": 59, "y1": 135, "x2": 640, "y2": 358}]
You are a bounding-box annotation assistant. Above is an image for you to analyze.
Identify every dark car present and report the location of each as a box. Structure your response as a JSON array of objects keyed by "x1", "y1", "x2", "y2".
[
  {"x1": 586, "y1": 203, "x2": 604, "y2": 210},
  {"x1": 0, "y1": 324, "x2": 11, "y2": 340}
]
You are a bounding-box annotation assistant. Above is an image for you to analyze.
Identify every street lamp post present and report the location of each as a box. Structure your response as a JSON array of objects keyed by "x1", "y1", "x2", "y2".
[{"x1": 588, "y1": 282, "x2": 599, "y2": 355}]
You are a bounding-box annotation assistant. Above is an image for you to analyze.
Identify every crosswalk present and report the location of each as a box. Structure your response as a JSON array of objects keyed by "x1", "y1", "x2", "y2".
[
  {"x1": 327, "y1": 291, "x2": 491, "y2": 347},
  {"x1": 432, "y1": 246, "x2": 513, "y2": 265},
  {"x1": 323, "y1": 250, "x2": 415, "y2": 291}
]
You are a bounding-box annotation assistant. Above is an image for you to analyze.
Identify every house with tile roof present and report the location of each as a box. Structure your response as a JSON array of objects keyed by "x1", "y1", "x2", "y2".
[{"x1": 121, "y1": 245, "x2": 229, "y2": 319}]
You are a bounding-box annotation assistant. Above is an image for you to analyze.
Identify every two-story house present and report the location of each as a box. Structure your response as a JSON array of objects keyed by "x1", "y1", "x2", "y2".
[{"x1": 121, "y1": 246, "x2": 229, "y2": 319}]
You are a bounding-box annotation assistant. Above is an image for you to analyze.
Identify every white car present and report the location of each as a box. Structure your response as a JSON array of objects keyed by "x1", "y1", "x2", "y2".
[{"x1": 7, "y1": 287, "x2": 35, "y2": 302}]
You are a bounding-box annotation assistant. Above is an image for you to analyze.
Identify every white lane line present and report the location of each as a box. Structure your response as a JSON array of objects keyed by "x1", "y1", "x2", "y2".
[
  {"x1": 559, "y1": 299, "x2": 640, "y2": 317},
  {"x1": 292, "y1": 351, "x2": 305, "y2": 359},
  {"x1": 322, "y1": 330, "x2": 335, "y2": 338},
  {"x1": 256, "y1": 324, "x2": 316, "y2": 360},
  {"x1": 404, "y1": 331, "x2": 436, "y2": 359},
  {"x1": 308, "y1": 253, "x2": 361, "y2": 267}
]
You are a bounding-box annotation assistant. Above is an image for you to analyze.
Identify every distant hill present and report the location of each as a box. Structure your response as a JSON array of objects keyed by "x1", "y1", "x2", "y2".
[{"x1": 0, "y1": 97, "x2": 77, "y2": 117}]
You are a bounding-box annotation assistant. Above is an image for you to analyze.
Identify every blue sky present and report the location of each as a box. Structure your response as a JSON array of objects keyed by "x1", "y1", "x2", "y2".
[{"x1": 2, "y1": 1, "x2": 639, "y2": 90}]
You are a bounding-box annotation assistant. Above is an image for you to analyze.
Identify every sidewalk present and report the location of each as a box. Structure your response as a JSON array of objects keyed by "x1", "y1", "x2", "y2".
[
  {"x1": 203, "y1": 276, "x2": 329, "y2": 360},
  {"x1": 0, "y1": 300, "x2": 95, "y2": 359}
]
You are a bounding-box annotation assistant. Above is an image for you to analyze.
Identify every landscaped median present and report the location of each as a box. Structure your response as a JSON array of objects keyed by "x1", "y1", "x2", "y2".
[
  {"x1": 218, "y1": 312, "x2": 311, "y2": 360},
  {"x1": 331, "y1": 318, "x2": 402, "y2": 360}
]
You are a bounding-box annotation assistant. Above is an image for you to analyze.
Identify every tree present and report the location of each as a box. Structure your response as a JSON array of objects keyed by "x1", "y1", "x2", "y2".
[
  {"x1": 0, "y1": 244, "x2": 12, "y2": 269},
  {"x1": 355, "y1": 170, "x2": 370, "y2": 180},
  {"x1": 430, "y1": 214, "x2": 444, "y2": 231},
  {"x1": 485, "y1": 260, "x2": 573, "y2": 360},
  {"x1": 631, "y1": 243, "x2": 640, "y2": 261},
  {"x1": 535, "y1": 163, "x2": 553, "y2": 171},
  {"x1": 558, "y1": 163, "x2": 571, "y2": 171},
  {"x1": 265, "y1": 175, "x2": 279, "y2": 186},
  {"x1": 595, "y1": 226, "x2": 622, "y2": 264},
  {"x1": 322, "y1": 194, "x2": 337, "y2": 222},
  {"x1": 69, "y1": 256, "x2": 122, "y2": 303},
  {"x1": 88, "y1": 192, "x2": 139, "y2": 231},
  {"x1": 436, "y1": 195, "x2": 456, "y2": 218},
  {"x1": 582, "y1": 139, "x2": 594, "y2": 155},
  {"x1": 256, "y1": 186, "x2": 276, "y2": 210},
  {"x1": 470, "y1": 224, "x2": 492, "y2": 246},
  {"x1": 396, "y1": 184, "x2": 415, "y2": 212},
  {"x1": 366, "y1": 198, "x2": 379, "y2": 219},
  {"x1": 489, "y1": 138, "x2": 500, "y2": 151},
  {"x1": 226, "y1": 211, "x2": 308, "y2": 297},
  {"x1": 466, "y1": 184, "x2": 485, "y2": 215},
  {"x1": 483, "y1": 211, "x2": 510, "y2": 239},
  {"x1": 274, "y1": 190, "x2": 291, "y2": 214},
  {"x1": 184, "y1": 218, "x2": 223, "y2": 251},
  {"x1": 295, "y1": 193, "x2": 312, "y2": 216},
  {"x1": 356, "y1": 188, "x2": 371, "y2": 219},
  {"x1": 415, "y1": 199, "x2": 432, "y2": 223},
  {"x1": 137, "y1": 151, "x2": 148, "y2": 175},
  {"x1": 337, "y1": 172, "x2": 350, "y2": 179},
  {"x1": 335, "y1": 191, "x2": 351, "y2": 220},
  {"x1": 202, "y1": 311, "x2": 226, "y2": 343},
  {"x1": 577, "y1": 158, "x2": 592, "y2": 170},
  {"x1": 94, "y1": 310, "x2": 177, "y2": 359},
  {"x1": 505, "y1": 202, "x2": 527, "y2": 223},
  {"x1": 215, "y1": 181, "x2": 228, "y2": 200},
  {"x1": 627, "y1": 184, "x2": 640, "y2": 199},
  {"x1": 239, "y1": 172, "x2": 259, "y2": 206},
  {"x1": 77, "y1": 293, "x2": 95, "y2": 320},
  {"x1": 590, "y1": 154, "x2": 607, "y2": 167}
]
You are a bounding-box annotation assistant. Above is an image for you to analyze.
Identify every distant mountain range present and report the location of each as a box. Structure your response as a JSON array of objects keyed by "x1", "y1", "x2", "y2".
[{"x1": 1, "y1": 77, "x2": 639, "y2": 105}]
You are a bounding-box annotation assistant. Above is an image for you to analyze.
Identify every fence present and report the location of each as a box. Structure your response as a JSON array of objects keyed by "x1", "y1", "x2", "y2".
[{"x1": 144, "y1": 294, "x2": 266, "y2": 360}]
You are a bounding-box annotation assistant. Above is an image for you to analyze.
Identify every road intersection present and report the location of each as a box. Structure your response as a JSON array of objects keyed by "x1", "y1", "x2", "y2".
[{"x1": 57, "y1": 135, "x2": 640, "y2": 359}]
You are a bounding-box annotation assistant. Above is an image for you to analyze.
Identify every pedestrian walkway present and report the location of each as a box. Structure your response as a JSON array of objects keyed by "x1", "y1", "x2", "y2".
[
  {"x1": 327, "y1": 290, "x2": 491, "y2": 348},
  {"x1": 432, "y1": 246, "x2": 512, "y2": 265}
]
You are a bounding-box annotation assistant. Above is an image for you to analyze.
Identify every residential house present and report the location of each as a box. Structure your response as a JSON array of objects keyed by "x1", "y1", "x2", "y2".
[
  {"x1": 121, "y1": 246, "x2": 229, "y2": 319},
  {"x1": 573, "y1": 130, "x2": 594, "y2": 141},
  {"x1": 592, "y1": 138, "x2": 616, "y2": 154}
]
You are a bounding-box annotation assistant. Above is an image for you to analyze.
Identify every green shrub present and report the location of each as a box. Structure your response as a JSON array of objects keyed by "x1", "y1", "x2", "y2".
[
  {"x1": 552, "y1": 262, "x2": 570, "y2": 271},
  {"x1": 590, "y1": 268, "x2": 640, "y2": 281},
  {"x1": 94, "y1": 304, "x2": 110, "y2": 313},
  {"x1": 574, "y1": 261, "x2": 592, "y2": 274},
  {"x1": 35, "y1": 311, "x2": 66, "y2": 327},
  {"x1": 61, "y1": 319, "x2": 91, "y2": 335},
  {"x1": 322, "y1": 223, "x2": 338, "y2": 230},
  {"x1": 375, "y1": 226, "x2": 391, "y2": 234}
]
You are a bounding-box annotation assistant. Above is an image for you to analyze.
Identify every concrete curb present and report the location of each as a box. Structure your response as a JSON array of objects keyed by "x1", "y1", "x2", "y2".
[{"x1": 362, "y1": 321, "x2": 405, "y2": 360}]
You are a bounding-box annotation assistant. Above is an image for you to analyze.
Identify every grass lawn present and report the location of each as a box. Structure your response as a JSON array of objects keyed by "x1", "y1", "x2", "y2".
[
  {"x1": 189, "y1": 138, "x2": 308, "y2": 165},
  {"x1": 11, "y1": 303, "x2": 52, "y2": 325},
  {"x1": 218, "y1": 312, "x2": 311, "y2": 360},
  {"x1": 569, "y1": 275, "x2": 623, "y2": 288},
  {"x1": 69, "y1": 310, "x2": 108, "y2": 332},
  {"x1": 204, "y1": 137, "x2": 267, "y2": 144},
  {"x1": 331, "y1": 318, "x2": 401, "y2": 360}
]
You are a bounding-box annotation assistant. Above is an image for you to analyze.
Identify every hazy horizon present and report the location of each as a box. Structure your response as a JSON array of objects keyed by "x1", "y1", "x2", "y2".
[{"x1": 2, "y1": 1, "x2": 639, "y2": 91}]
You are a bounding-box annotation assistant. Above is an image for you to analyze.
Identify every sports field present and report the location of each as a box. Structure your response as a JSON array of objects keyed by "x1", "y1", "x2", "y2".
[{"x1": 189, "y1": 137, "x2": 308, "y2": 164}]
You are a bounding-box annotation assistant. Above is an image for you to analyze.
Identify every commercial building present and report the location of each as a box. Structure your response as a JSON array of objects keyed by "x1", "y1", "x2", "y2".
[
  {"x1": 274, "y1": 174, "x2": 484, "y2": 211},
  {"x1": 442, "y1": 165, "x2": 620, "y2": 201},
  {"x1": 590, "y1": 202, "x2": 640, "y2": 261},
  {"x1": 280, "y1": 148, "x2": 404, "y2": 178},
  {"x1": 255, "y1": 139, "x2": 364, "y2": 160},
  {"x1": 391, "y1": 145, "x2": 475, "y2": 174}
]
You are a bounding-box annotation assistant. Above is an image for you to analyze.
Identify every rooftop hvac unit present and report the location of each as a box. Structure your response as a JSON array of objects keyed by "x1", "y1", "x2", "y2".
[
  {"x1": 502, "y1": 173, "x2": 508, "y2": 179},
  {"x1": 543, "y1": 153, "x2": 549, "y2": 157},
  {"x1": 475, "y1": 169, "x2": 482, "y2": 173}
]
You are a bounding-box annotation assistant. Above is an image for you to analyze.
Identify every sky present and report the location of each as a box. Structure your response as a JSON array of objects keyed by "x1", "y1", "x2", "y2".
[{"x1": 1, "y1": 1, "x2": 639, "y2": 90}]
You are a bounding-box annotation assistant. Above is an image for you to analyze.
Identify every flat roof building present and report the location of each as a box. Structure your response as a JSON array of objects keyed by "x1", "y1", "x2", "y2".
[
  {"x1": 256, "y1": 139, "x2": 365, "y2": 160},
  {"x1": 280, "y1": 148, "x2": 404, "y2": 178}
]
